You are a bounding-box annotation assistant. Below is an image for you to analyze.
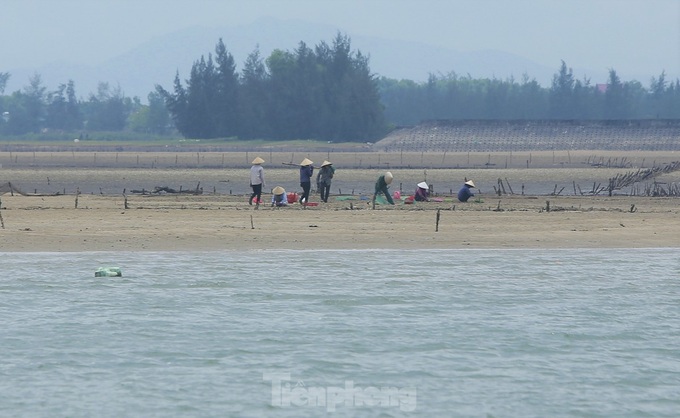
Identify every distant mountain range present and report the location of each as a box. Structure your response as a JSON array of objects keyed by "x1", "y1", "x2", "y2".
[{"x1": 5, "y1": 17, "x2": 618, "y2": 101}]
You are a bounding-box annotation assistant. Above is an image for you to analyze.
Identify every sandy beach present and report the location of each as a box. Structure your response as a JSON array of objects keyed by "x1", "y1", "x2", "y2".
[
  {"x1": 1, "y1": 150, "x2": 679, "y2": 251},
  {"x1": 0, "y1": 192, "x2": 678, "y2": 252}
]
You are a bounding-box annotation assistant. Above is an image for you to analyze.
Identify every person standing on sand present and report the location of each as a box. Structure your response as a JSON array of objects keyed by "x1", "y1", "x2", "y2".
[
  {"x1": 316, "y1": 160, "x2": 335, "y2": 203},
  {"x1": 373, "y1": 171, "x2": 395, "y2": 205},
  {"x1": 249, "y1": 157, "x2": 265, "y2": 207},
  {"x1": 457, "y1": 180, "x2": 476, "y2": 202},
  {"x1": 299, "y1": 158, "x2": 314, "y2": 204}
]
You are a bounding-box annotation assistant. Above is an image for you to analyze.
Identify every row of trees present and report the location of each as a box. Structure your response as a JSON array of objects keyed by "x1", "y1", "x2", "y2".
[
  {"x1": 158, "y1": 34, "x2": 386, "y2": 141},
  {"x1": 380, "y1": 62, "x2": 680, "y2": 125},
  {"x1": 0, "y1": 73, "x2": 170, "y2": 137},
  {"x1": 2, "y1": 36, "x2": 680, "y2": 140}
]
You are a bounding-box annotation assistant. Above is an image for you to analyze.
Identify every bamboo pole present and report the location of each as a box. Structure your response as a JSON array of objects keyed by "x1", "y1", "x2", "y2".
[{"x1": 0, "y1": 197, "x2": 4, "y2": 229}]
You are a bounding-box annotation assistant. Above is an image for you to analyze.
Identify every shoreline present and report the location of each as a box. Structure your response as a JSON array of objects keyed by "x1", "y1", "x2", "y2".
[{"x1": 1, "y1": 194, "x2": 678, "y2": 252}]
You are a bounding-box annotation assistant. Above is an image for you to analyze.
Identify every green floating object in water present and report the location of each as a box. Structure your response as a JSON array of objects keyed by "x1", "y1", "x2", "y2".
[{"x1": 95, "y1": 267, "x2": 122, "y2": 277}]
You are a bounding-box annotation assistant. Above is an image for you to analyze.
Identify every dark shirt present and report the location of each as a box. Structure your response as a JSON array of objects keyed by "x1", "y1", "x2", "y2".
[
  {"x1": 374, "y1": 175, "x2": 389, "y2": 193},
  {"x1": 316, "y1": 166, "x2": 335, "y2": 184},
  {"x1": 457, "y1": 185, "x2": 474, "y2": 202},
  {"x1": 414, "y1": 187, "x2": 429, "y2": 201},
  {"x1": 300, "y1": 165, "x2": 313, "y2": 183}
]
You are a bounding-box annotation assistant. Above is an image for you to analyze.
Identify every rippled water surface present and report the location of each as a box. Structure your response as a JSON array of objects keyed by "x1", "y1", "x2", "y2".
[{"x1": 1, "y1": 249, "x2": 679, "y2": 417}]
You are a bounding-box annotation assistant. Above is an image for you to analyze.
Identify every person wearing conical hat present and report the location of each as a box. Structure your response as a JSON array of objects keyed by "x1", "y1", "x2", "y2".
[
  {"x1": 457, "y1": 179, "x2": 476, "y2": 202},
  {"x1": 316, "y1": 160, "x2": 335, "y2": 203},
  {"x1": 249, "y1": 157, "x2": 266, "y2": 207},
  {"x1": 372, "y1": 171, "x2": 395, "y2": 205},
  {"x1": 299, "y1": 158, "x2": 314, "y2": 204},
  {"x1": 271, "y1": 186, "x2": 288, "y2": 207},
  {"x1": 414, "y1": 181, "x2": 430, "y2": 202}
]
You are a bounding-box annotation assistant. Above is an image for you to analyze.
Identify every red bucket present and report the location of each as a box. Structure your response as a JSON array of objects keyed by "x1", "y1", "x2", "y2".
[{"x1": 286, "y1": 192, "x2": 298, "y2": 204}]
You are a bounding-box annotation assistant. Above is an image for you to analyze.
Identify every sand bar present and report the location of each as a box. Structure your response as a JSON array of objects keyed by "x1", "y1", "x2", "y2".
[{"x1": 1, "y1": 150, "x2": 678, "y2": 252}]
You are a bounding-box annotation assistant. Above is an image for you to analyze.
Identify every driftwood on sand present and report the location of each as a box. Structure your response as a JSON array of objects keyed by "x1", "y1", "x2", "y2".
[
  {"x1": 130, "y1": 183, "x2": 204, "y2": 195},
  {"x1": 607, "y1": 161, "x2": 680, "y2": 196}
]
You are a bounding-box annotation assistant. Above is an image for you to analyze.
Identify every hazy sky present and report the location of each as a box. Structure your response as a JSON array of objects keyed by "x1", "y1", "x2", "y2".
[{"x1": 2, "y1": 0, "x2": 679, "y2": 81}]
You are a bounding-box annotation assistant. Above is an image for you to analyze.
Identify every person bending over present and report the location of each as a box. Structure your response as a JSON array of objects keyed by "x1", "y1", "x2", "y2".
[
  {"x1": 373, "y1": 171, "x2": 395, "y2": 205},
  {"x1": 271, "y1": 186, "x2": 288, "y2": 207},
  {"x1": 457, "y1": 180, "x2": 475, "y2": 202}
]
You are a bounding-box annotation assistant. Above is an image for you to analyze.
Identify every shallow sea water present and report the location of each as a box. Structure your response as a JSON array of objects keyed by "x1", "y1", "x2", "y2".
[{"x1": 1, "y1": 249, "x2": 679, "y2": 417}]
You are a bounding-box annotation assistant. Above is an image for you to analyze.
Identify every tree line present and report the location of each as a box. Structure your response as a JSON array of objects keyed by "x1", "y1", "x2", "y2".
[
  {"x1": 380, "y1": 61, "x2": 680, "y2": 125},
  {"x1": 1, "y1": 35, "x2": 679, "y2": 141},
  {"x1": 0, "y1": 73, "x2": 171, "y2": 138},
  {"x1": 157, "y1": 34, "x2": 385, "y2": 141}
]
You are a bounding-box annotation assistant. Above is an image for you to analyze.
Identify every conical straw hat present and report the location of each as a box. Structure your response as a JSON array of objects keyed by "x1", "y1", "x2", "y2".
[
  {"x1": 321, "y1": 160, "x2": 332, "y2": 167},
  {"x1": 417, "y1": 181, "x2": 429, "y2": 190},
  {"x1": 464, "y1": 180, "x2": 475, "y2": 187},
  {"x1": 384, "y1": 171, "x2": 393, "y2": 184},
  {"x1": 272, "y1": 186, "x2": 285, "y2": 195},
  {"x1": 300, "y1": 158, "x2": 313, "y2": 166},
  {"x1": 251, "y1": 157, "x2": 265, "y2": 164}
]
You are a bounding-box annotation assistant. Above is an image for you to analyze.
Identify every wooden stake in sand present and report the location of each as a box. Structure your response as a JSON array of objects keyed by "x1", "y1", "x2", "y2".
[
  {"x1": 0, "y1": 197, "x2": 4, "y2": 229},
  {"x1": 250, "y1": 215, "x2": 255, "y2": 229},
  {"x1": 435, "y1": 209, "x2": 441, "y2": 232}
]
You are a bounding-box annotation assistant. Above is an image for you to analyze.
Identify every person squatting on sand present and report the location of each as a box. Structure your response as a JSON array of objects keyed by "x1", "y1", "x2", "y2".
[
  {"x1": 271, "y1": 186, "x2": 288, "y2": 207},
  {"x1": 249, "y1": 157, "x2": 265, "y2": 206},
  {"x1": 457, "y1": 180, "x2": 475, "y2": 202},
  {"x1": 316, "y1": 160, "x2": 335, "y2": 203},
  {"x1": 299, "y1": 158, "x2": 314, "y2": 204},
  {"x1": 415, "y1": 181, "x2": 429, "y2": 202},
  {"x1": 373, "y1": 171, "x2": 395, "y2": 205}
]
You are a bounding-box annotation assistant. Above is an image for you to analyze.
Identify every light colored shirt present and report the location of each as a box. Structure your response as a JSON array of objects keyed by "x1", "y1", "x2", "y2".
[
  {"x1": 272, "y1": 193, "x2": 288, "y2": 206},
  {"x1": 250, "y1": 165, "x2": 264, "y2": 186}
]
